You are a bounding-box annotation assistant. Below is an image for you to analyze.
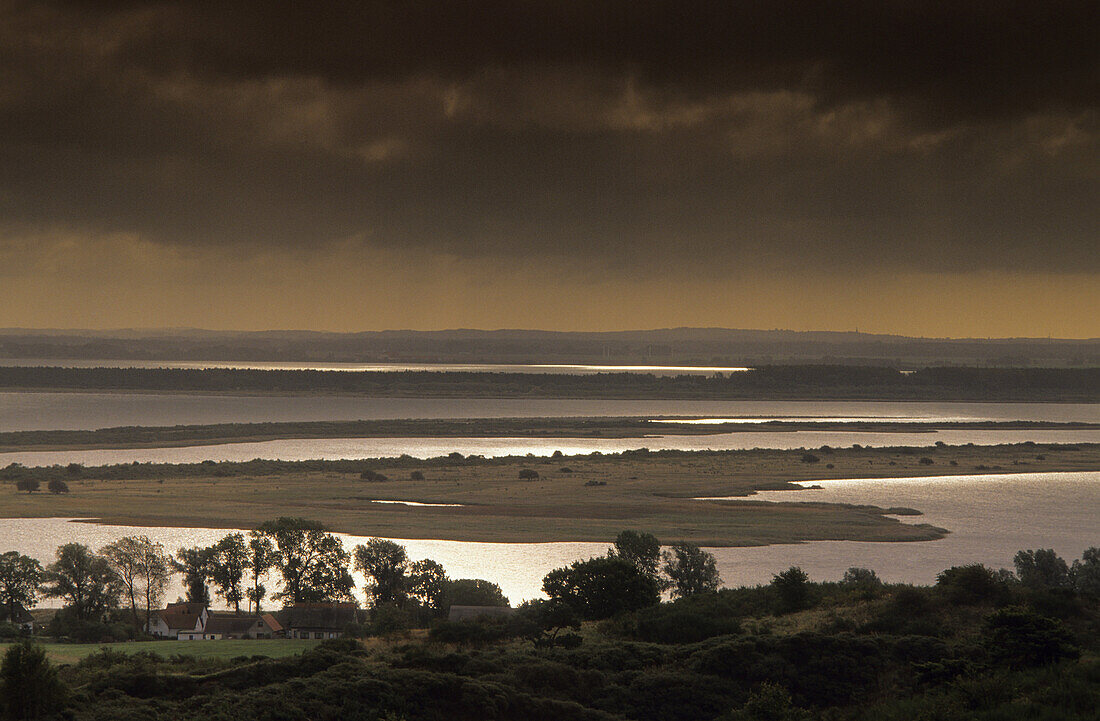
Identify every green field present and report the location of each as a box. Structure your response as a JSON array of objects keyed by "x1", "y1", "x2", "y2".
[{"x1": 0, "y1": 639, "x2": 321, "y2": 665}]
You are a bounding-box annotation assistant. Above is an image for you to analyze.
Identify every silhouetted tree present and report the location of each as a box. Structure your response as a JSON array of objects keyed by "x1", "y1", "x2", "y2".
[
  {"x1": 41, "y1": 543, "x2": 120, "y2": 621},
  {"x1": 259, "y1": 517, "x2": 353, "y2": 603},
  {"x1": 772, "y1": 566, "x2": 812, "y2": 613},
  {"x1": 609, "y1": 530, "x2": 662, "y2": 578},
  {"x1": 443, "y1": 578, "x2": 509, "y2": 608},
  {"x1": 208, "y1": 533, "x2": 249, "y2": 612},
  {"x1": 408, "y1": 559, "x2": 448, "y2": 614},
  {"x1": 1014, "y1": 549, "x2": 1072, "y2": 589},
  {"x1": 102, "y1": 536, "x2": 171, "y2": 629},
  {"x1": 354, "y1": 538, "x2": 409, "y2": 607},
  {"x1": 246, "y1": 531, "x2": 275, "y2": 613},
  {"x1": 47, "y1": 479, "x2": 69, "y2": 494},
  {"x1": 173, "y1": 546, "x2": 212, "y2": 604},
  {"x1": 662, "y1": 542, "x2": 721, "y2": 597},
  {"x1": 14, "y1": 479, "x2": 38, "y2": 494},
  {"x1": 543, "y1": 556, "x2": 660, "y2": 620},
  {"x1": 1071, "y1": 547, "x2": 1100, "y2": 596},
  {"x1": 0, "y1": 552, "x2": 41, "y2": 626}
]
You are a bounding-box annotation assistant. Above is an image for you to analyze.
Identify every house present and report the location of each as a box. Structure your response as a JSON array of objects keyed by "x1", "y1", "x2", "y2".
[
  {"x1": 448, "y1": 605, "x2": 514, "y2": 623},
  {"x1": 0, "y1": 603, "x2": 35, "y2": 633},
  {"x1": 276, "y1": 602, "x2": 363, "y2": 640},
  {"x1": 146, "y1": 602, "x2": 208, "y2": 638},
  {"x1": 192, "y1": 612, "x2": 284, "y2": 640}
]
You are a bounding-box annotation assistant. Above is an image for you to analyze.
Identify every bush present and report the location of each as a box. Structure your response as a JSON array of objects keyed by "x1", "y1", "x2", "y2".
[
  {"x1": 633, "y1": 603, "x2": 742, "y2": 644},
  {"x1": 428, "y1": 617, "x2": 524, "y2": 646},
  {"x1": 360, "y1": 470, "x2": 389, "y2": 482},
  {"x1": 982, "y1": 606, "x2": 1078, "y2": 668},
  {"x1": 800, "y1": 454, "x2": 820, "y2": 464},
  {"x1": 840, "y1": 567, "x2": 883, "y2": 599},
  {"x1": 518, "y1": 469, "x2": 540, "y2": 480},
  {"x1": 919, "y1": 457, "x2": 934, "y2": 465},
  {"x1": 0, "y1": 642, "x2": 67, "y2": 719},
  {"x1": 771, "y1": 567, "x2": 812, "y2": 613},
  {"x1": 409, "y1": 471, "x2": 425, "y2": 481},
  {"x1": 935, "y1": 564, "x2": 1011, "y2": 605},
  {"x1": 48, "y1": 479, "x2": 70, "y2": 494}
]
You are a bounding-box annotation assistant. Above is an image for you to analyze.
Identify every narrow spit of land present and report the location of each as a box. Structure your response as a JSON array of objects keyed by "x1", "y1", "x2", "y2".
[
  {"x1": 2, "y1": 418, "x2": 1097, "y2": 452},
  {"x1": 3, "y1": 443, "x2": 1097, "y2": 546}
]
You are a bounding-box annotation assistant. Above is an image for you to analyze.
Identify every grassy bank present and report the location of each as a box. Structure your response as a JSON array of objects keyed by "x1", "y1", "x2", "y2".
[
  {"x1": 1, "y1": 418, "x2": 1096, "y2": 452},
  {"x1": 3, "y1": 443, "x2": 1098, "y2": 545}
]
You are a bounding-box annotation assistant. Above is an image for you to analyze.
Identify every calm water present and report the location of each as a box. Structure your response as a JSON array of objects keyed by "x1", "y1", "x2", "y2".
[
  {"x1": 3, "y1": 429, "x2": 1100, "y2": 467},
  {"x1": 2, "y1": 471, "x2": 1097, "y2": 605},
  {"x1": 2, "y1": 393, "x2": 1096, "y2": 432},
  {"x1": 0, "y1": 359, "x2": 751, "y2": 375}
]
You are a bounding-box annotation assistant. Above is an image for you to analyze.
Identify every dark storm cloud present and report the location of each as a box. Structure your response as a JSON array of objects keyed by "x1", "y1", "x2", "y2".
[{"x1": 0, "y1": 0, "x2": 1097, "y2": 273}]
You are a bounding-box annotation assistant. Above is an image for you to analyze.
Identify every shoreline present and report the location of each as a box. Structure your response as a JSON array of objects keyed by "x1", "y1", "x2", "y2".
[{"x1": 2, "y1": 419, "x2": 1097, "y2": 452}]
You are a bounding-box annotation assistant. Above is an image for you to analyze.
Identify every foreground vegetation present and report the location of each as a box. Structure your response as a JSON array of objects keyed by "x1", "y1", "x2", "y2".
[
  {"x1": 1, "y1": 539, "x2": 1098, "y2": 720},
  {"x1": 3, "y1": 443, "x2": 1097, "y2": 544},
  {"x1": 2, "y1": 365, "x2": 1098, "y2": 400}
]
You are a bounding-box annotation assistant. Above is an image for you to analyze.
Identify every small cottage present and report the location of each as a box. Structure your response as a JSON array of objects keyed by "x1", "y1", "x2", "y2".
[
  {"x1": 0, "y1": 603, "x2": 35, "y2": 633},
  {"x1": 276, "y1": 602, "x2": 362, "y2": 639},
  {"x1": 147, "y1": 602, "x2": 208, "y2": 638}
]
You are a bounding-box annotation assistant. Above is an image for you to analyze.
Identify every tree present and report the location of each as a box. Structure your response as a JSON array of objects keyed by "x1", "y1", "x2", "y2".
[
  {"x1": 47, "y1": 480, "x2": 69, "y2": 495},
  {"x1": 136, "y1": 541, "x2": 172, "y2": 631},
  {"x1": 1071, "y1": 547, "x2": 1100, "y2": 596},
  {"x1": 246, "y1": 531, "x2": 275, "y2": 613},
  {"x1": 840, "y1": 567, "x2": 882, "y2": 599},
  {"x1": 936, "y1": 564, "x2": 1010, "y2": 605},
  {"x1": 0, "y1": 642, "x2": 66, "y2": 720},
  {"x1": 771, "y1": 566, "x2": 812, "y2": 613},
  {"x1": 14, "y1": 479, "x2": 38, "y2": 494},
  {"x1": 542, "y1": 556, "x2": 660, "y2": 620},
  {"x1": 662, "y1": 542, "x2": 721, "y2": 597},
  {"x1": 102, "y1": 536, "x2": 171, "y2": 632},
  {"x1": 208, "y1": 533, "x2": 249, "y2": 612},
  {"x1": 1014, "y1": 548, "x2": 1072, "y2": 589},
  {"x1": 354, "y1": 538, "x2": 409, "y2": 607},
  {"x1": 408, "y1": 559, "x2": 448, "y2": 614},
  {"x1": 40, "y1": 543, "x2": 119, "y2": 621},
  {"x1": 258, "y1": 517, "x2": 353, "y2": 603},
  {"x1": 443, "y1": 578, "x2": 509, "y2": 608},
  {"x1": 172, "y1": 546, "x2": 212, "y2": 604},
  {"x1": 609, "y1": 530, "x2": 662, "y2": 578},
  {"x1": 0, "y1": 553, "x2": 42, "y2": 625}
]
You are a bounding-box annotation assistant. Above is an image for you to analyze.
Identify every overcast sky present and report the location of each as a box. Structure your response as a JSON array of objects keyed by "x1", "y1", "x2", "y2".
[{"x1": 2, "y1": 1, "x2": 1097, "y2": 336}]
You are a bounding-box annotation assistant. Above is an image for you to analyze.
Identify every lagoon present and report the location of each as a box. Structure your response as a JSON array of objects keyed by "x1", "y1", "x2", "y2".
[{"x1": 2, "y1": 393, "x2": 1096, "y2": 433}]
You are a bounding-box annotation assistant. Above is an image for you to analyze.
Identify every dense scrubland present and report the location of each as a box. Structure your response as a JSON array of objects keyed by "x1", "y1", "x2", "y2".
[
  {"x1": 2, "y1": 365, "x2": 1098, "y2": 400},
  {"x1": 2, "y1": 533, "x2": 1098, "y2": 721}
]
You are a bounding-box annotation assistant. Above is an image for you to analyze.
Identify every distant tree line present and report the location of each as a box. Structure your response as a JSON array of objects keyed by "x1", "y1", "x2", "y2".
[{"x1": 0, "y1": 365, "x2": 1097, "y2": 400}]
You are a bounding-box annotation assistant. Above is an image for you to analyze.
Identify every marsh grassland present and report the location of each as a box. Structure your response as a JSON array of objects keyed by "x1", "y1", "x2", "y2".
[{"x1": 4, "y1": 443, "x2": 1096, "y2": 545}]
